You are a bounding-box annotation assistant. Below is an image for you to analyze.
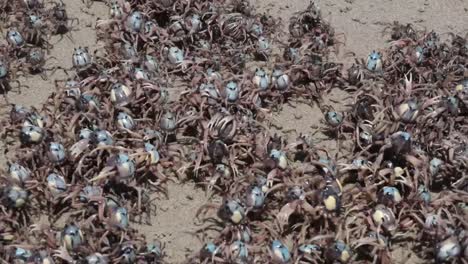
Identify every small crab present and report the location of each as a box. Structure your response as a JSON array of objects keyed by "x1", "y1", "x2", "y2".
[
  {"x1": 0, "y1": 56, "x2": 24, "y2": 103},
  {"x1": 47, "y1": 0, "x2": 79, "y2": 42},
  {"x1": 21, "y1": 48, "x2": 63, "y2": 80}
]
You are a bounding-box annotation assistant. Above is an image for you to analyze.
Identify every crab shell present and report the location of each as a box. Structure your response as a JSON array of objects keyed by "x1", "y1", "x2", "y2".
[
  {"x1": 144, "y1": 143, "x2": 160, "y2": 164},
  {"x1": 272, "y1": 69, "x2": 289, "y2": 91},
  {"x1": 47, "y1": 173, "x2": 67, "y2": 196},
  {"x1": 24, "y1": 112, "x2": 45, "y2": 128},
  {"x1": 269, "y1": 149, "x2": 288, "y2": 170},
  {"x1": 126, "y1": 11, "x2": 144, "y2": 33},
  {"x1": 245, "y1": 186, "x2": 265, "y2": 209},
  {"x1": 61, "y1": 224, "x2": 84, "y2": 251},
  {"x1": 110, "y1": 83, "x2": 132, "y2": 106},
  {"x1": 321, "y1": 185, "x2": 341, "y2": 213},
  {"x1": 372, "y1": 204, "x2": 396, "y2": 231},
  {"x1": 109, "y1": 1, "x2": 124, "y2": 19},
  {"x1": 160, "y1": 112, "x2": 177, "y2": 132},
  {"x1": 9, "y1": 163, "x2": 31, "y2": 185},
  {"x1": 325, "y1": 240, "x2": 351, "y2": 263},
  {"x1": 0, "y1": 59, "x2": 8, "y2": 79},
  {"x1": 133, "y1": 67, "x2": 149, "y2": 80},
  {"x1": 144, "y1": 55, "x2": 159, "y2": 72},
  {"x1": 20, "y1": 125, "x2": 44, "y2": 144},
  {"x1": 185, "y1": 14, "x2": 201, "y2": 34},
  {"x1": 144, "y1": 20, "x2": 158, "y2": 35},
  {"x1": 117, "y1": 112, "x2": 136, "y2": 130},
  {"x1": 271, "y1": 240, "x2": 291, "y2": 263},
  {"x1": 167, "y1": 47, "x2": 184, "y2": 64},
  {"x1": 72, "y1": 47, "x2": 92, "y2": 68},
  {"x1": 86, "y1": 253, "x2": 109, "y2": 264},
  {"x1": 6, "y1": 29, "x2": 24, "y2": 47},
  {"x1": 27, "y1": 14, "x2": 44, "y2": 29},
  {"x1": 111, "y1": 207, "x2": 129, "y2": 229},
  {"x1": 121, "y1": 43, "x2": 138, "y2": 60},
  {"x1": 395, "y1": 100, "x2": 419, "y2": 122},
  {"x1": 120, "y1": 244, "x2": 137, "y2": 263},
  {"x1": 325, "y1": 111, "x2": 343, "y2": 127},
  {"x1": 379, "y1": 186, "x2": 402, "y2": 205},
  {"x1": 48, "y1": 142, "x2": 66, "y2": 163},
  {"x1": 366, "y1": 51, "x2": 383, "y2": 72},
  {"x1": 70, "y1": 139, "x2": 90, "y2": 161},
  {"x1": 219, "y1": 200, "x2": 245, "y2": 224},
  {"x1": 115, "y1": 154, "x2": 136, "y2": 179},
  {"x1": 436, "y1": 237, "x2": 461, "y2": 261},
  {"x1": 5, "y1": 185, "x2": 28, "y2": 208},
  {"x1": 229, "y1": 240, "x2": 248, "y2": 262},
  {"x1": 224, "y1": 81, "x2": 240, "y2": 102},
  {"x1": 252, "y1": 68, "x2": 270, "y2": 90}
]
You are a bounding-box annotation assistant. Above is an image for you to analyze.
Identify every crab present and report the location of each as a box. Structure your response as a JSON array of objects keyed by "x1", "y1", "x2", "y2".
[{"x1": 47, "y1": 0, "x2": 79, "y2": 42}]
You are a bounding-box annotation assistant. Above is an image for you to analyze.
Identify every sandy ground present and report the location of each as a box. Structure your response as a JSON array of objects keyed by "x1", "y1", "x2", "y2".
[{"x1": 0, "y1": 0, "x2": 467, "y2": 262}]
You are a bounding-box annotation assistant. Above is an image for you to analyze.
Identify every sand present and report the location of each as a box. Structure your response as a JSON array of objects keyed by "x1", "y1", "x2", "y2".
[{"x1": 0, "y1": 0, "x2": 467, "y2": 262}]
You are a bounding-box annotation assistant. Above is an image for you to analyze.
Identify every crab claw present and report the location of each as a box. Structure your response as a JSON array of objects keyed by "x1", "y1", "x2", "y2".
[
  {"x1": 277, "y1": 200, "x2": 299, "y2": 226},
  {"x1": 404, "y1": 73, "x2": 413, "y2": 95},
  {"x1": 53, "y1": 245, "x2": 74, "y2": 263},
  {"x1": 89, "y1": 166, "x2": 115, "y2": 182}
]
